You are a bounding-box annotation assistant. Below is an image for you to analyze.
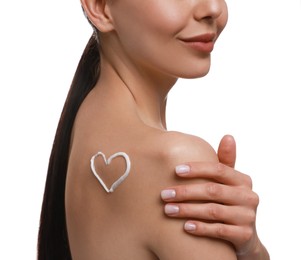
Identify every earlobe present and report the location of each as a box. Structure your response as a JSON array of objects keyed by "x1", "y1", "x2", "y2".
[{"x1": 80, "y1": 0, "x2": 114, "y2": 33}]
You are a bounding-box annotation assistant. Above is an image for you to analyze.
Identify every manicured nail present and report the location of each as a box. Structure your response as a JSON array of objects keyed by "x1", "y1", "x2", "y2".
[
  {"x1": 164, "y1": 205, "x2": 179, "y2": 215},
  {"x1": 184, "y1": 222, "x2": 196, "y2": 231},
  {"x1": 175, "y1": 164, "x2": 190, "y2": 175},
  {"x1": 161, "y1": 189, "x2": 176, "y2": 200}
]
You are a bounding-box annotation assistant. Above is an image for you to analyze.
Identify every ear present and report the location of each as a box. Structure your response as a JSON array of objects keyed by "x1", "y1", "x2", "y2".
[{"x1": 81, "y1": 0, "x2": 114, "y2": 33}]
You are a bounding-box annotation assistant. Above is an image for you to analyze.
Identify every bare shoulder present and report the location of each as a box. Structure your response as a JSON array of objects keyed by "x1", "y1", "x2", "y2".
[
  {"x1": 131, "y1": 130, "x2": 237, "y2": 259},
  {"x1": 140, "y1": 130, "x2": 236, "y2": 259},
  {"x1": 155, "y1": 130, "x2": 219, "y2": 164},
  {"x1": 122, "y1": 129, "x2": 219, "y2": 193}
]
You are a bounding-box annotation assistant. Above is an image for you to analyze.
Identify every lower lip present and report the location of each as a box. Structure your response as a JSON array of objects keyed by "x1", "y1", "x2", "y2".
[{"x1": 181, "y1": 41, "x2": 214, "y2": 53}]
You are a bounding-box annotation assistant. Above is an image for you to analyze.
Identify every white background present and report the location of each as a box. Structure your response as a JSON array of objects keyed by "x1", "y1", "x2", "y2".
[{"x1": 0, "y1": 0, "x2": 300, "y2": 259}]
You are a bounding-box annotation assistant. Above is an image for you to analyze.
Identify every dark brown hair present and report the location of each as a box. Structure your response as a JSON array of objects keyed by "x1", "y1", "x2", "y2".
[{"x1": 37, "y1": 33, "x2": 100, "y2": 259}]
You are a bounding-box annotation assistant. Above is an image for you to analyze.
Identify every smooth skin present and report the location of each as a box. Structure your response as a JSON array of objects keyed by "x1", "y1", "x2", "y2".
[{"x1": 65, "y1": 0, "x2": 269, "y2": 259}]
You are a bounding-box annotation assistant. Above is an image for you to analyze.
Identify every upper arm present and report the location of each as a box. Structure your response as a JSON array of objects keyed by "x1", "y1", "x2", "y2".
[{"x1": 146, "y1": 132, "x2": 236, "y2": 259}]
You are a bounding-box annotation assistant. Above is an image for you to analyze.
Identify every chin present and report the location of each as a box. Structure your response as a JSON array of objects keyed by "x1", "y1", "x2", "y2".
[
  {"x1": 177, "y1": 57, "x2": 212, "y2": 79},
  {"x1": 180, "y1": 66, "x2": 211, "y2": 79}
]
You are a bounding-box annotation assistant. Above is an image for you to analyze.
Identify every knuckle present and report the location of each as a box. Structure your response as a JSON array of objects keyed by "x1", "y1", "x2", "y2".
[
  {"x1": 206, "y1": 183, "x2": 222, "y2": 199},
  {"x1": 178, "y1": 186, "x2": 189, "y2": 200},
  {"x1": 246, "y1": 210, "x2": 257, "y2": 225},
  {"x1": 246, "y1": 192, "x2": 260, "y2": 207},
  {"x1": 208, "y1": 204, "x2": 221, "y2": 220},
  {"x1": 244, "y1": 174, "x2": 253, "y2": 188},
  {"x1": 216, "y1": 224, "x2": 228, "y2": 239},
  {"x1": 241, "y1": 227, "x2": 253, "y2": 243},
  {"x1": 216, "y1": 163, "x2": 227, "y2": 178}
]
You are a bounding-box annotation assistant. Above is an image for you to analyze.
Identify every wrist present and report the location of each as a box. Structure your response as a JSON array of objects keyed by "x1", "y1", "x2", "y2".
[{"x1": 237, "y1": 240, "x2": 270, "y2": 260}]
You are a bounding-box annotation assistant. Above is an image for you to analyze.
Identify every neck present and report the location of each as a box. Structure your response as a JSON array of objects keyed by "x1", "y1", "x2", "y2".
[{"x1": 95, "y1": 56, "x2": 177, "y2": 130}]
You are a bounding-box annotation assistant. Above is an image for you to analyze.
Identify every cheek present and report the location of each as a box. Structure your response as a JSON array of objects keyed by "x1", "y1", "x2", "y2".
[
  {"x1": 145, "y1": 3, "x2": 188, "y2": 35},
  {"x1": 113, "y1": 1, "x2": 187, "y2": 42},
  {"x1": 111, "y1": 3, "x2": 189, "y2": 74}
]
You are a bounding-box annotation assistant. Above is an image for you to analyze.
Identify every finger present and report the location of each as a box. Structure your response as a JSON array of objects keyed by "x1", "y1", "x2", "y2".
[
  {"x1": 183, "y1": 221, "x2": 253, "y2": 250},
  {"x1": 164, "y1": 203, "x2": 255, "y2": 226},
  {"x1": 176, "y1": 162, "x2": 252, "y2": 187},
  {"x1": 217, "y1": 135, "x2": 236, "y2": 168},
  {"x1": 161, "y1": 183, "x2": 259, "y2": 207}
]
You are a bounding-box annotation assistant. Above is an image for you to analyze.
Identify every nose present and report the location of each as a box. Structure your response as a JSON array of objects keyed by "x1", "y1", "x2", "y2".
[{"x1": 194, "y1": 0, "x2": 226, "y2": 22}]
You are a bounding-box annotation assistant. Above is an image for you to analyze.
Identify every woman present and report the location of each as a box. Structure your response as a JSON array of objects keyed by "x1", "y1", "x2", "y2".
[{"x1": 38, "y1": 0, "x2": 269, "y2": 259}]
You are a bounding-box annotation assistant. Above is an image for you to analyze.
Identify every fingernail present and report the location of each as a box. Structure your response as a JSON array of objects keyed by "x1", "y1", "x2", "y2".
[
  {"x1": 164, "y1": 205, "x2": 179, "y2": 215},
  {"x1": 175, "y1": 164, "x2": 190, "y2": 175},
  {"x1": 161, "y1": 189, "x2": 176, "y2": 200},
  {"x1": 184, "y1": 222, "x2": 196, "y2": 231}
]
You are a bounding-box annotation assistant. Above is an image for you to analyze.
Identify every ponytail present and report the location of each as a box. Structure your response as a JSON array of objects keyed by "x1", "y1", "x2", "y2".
[{"x1": 37, "y1": 33, "x2": 100, "y2": 260}]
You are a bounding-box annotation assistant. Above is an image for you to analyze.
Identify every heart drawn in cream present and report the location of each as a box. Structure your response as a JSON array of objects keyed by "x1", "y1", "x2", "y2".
[{"x1": 90, "y1": 151, "x2": 131, "y2": 193}]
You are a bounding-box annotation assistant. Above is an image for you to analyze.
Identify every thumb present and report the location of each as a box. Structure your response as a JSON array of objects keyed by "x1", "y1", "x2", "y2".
[{"x1": 217, "y1": 135, "x2": 236, "y2": 168}]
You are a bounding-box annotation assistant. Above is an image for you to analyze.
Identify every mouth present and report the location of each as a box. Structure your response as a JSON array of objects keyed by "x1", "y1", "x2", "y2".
[{"x1": 179, "y1": 33, "x2": 216, "y2": 53}]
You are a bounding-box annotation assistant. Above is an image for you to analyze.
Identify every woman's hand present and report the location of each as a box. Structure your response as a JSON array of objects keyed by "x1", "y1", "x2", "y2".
[{"x1": 161, "y1": 135, "x2": 269, "y2": 259}]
